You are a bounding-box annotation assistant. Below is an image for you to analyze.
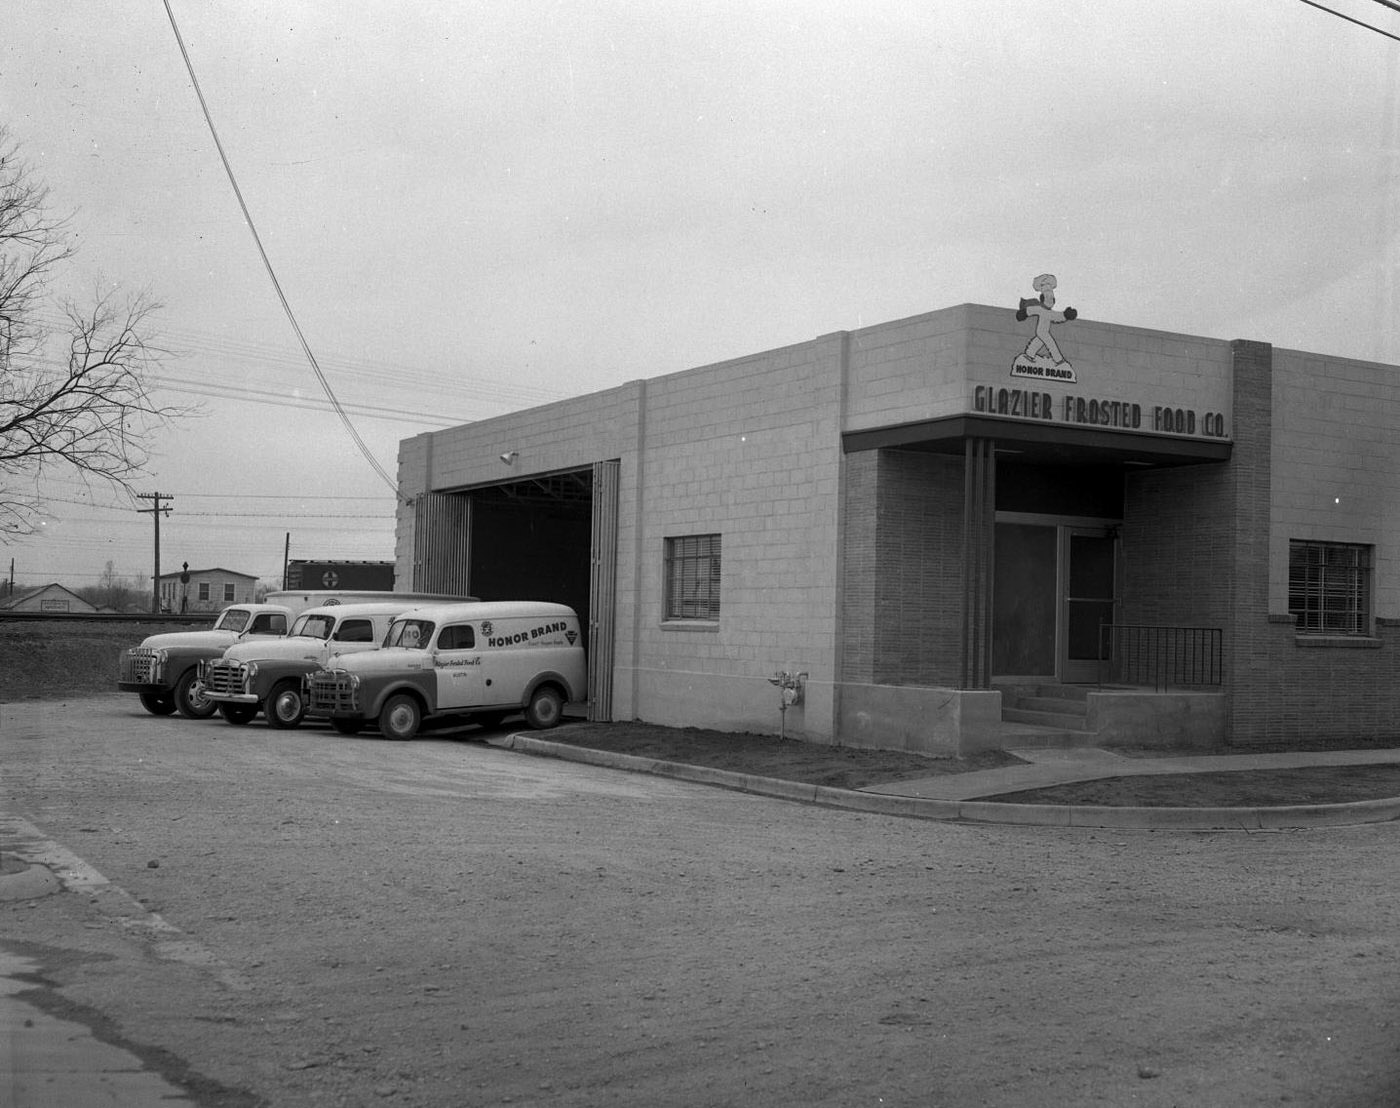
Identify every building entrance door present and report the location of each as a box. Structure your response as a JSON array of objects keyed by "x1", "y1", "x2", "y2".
[
  {"x1": 1060, "y1": 527, "x2": 1118, "y2": 684},
  {"x1": 992, "y1": 518, "x2": 1119, "y2": 684}
]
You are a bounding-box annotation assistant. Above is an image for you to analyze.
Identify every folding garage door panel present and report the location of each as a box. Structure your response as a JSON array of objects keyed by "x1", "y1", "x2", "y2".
[{"x1": 588, "y1": 459, "x2": 619, "y2": 721}]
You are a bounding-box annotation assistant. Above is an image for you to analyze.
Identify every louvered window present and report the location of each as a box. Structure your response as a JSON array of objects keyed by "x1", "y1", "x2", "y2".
[
  {"x1": 1288, "y1": 540, "x2": 1372, "y2": 635},
  {"x1": 664, "y1": 534, "x2": 722, "y2": 621}
]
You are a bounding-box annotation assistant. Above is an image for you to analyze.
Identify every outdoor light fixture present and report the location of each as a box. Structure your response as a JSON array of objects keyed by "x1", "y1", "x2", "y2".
[{"x1": 499, "y1": 451, "x2": 518, "y2": 464}]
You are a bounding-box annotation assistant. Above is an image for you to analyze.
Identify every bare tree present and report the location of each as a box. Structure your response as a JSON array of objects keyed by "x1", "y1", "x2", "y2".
[
  {"x1": 0, "y1": 127, "x2": 188, "y2": 535},
  {"x1": 76, "y1": 560, "x2": 150, "y2": 612}
]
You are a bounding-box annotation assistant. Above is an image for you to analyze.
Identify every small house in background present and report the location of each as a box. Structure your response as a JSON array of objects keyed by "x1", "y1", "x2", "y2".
[
  {"x1": 0, "y1": 583, "x2": 100, "y2": 614},
  {"x1": 157, "y1": 567, "x2": 259, "y2": 614}
]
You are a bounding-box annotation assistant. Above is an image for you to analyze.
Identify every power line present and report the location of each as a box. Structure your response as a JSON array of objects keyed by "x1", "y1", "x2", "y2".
[
  {"x1": 36, "y1": 475, "x2": 395, "y2": 502},
  {"x1": 179, "y1": 511, "x2": 397, "y2": 520},
  {"x1": 178, "y1": 493, "x2": 396, "y2": 501},
  {"x1": 150, "y1": 374, "x2": 476, "y2": 428},
  {"x1": 1297, "y1": 0, "x2": 1400, "y2": 41},
  {"x1": 161, "y1": 0, "x2": 398, "y2": 492},
  {"x1": 31, "y1": 308, "x2": 568, "y2": 412}
]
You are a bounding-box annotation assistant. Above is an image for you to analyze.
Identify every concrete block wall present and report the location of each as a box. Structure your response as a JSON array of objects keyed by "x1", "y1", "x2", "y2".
[
  {"x1": 394, "y1": 385, "x2": 645, "y2": 580},
  {"x1": 629, "y1": 337, "x2": 846, "y2": 740},
  {"x1": 1270, "y1": 348, "x2": 1400, "y2": 617},
  {"x1": 844, "y1": 304, "x2": 973, "y2": 431},
  {"x1": 394, "y1": 434, "x2": 429, "y2": 583},
  {"x1": 1226, "y1": 344, "x2": 1400, "y2": 744}
]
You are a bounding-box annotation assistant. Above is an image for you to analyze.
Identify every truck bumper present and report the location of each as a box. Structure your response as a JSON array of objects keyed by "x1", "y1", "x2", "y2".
[{"x1": 206, "y1": 692, "x2": 260, "y2": 705}]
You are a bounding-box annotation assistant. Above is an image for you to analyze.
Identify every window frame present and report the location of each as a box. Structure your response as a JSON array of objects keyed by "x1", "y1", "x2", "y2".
[
  {"x1": 437, "y1": 624, "x2": 476, "y2": 650},
  {"x1": 664, "y1": 533, "x2": 722, "y2": 623},
  {"x1": 1288, "y1": 539, "x2": 1373, "y2": 637}
]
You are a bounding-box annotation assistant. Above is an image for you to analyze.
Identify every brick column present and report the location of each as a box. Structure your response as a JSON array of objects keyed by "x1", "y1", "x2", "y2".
[{"x1": 1225, "y1": 339, "x2": 1274, "y2": 743}]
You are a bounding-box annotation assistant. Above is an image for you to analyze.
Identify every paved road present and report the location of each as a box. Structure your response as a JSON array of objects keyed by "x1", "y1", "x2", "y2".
[{"x1": 2, "y1": 696, "x2": 1399, "y2": 1107}]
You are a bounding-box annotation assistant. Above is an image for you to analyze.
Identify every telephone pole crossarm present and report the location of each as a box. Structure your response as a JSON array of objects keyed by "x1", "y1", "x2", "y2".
[{"x1": 136, "y1": 492, "x2": 173, "y2": 614}]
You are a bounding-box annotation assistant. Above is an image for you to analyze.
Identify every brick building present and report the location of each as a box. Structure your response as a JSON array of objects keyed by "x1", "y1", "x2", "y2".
[{"x1": 393, "y1": 299, "x2": 1400, "y2": 754}]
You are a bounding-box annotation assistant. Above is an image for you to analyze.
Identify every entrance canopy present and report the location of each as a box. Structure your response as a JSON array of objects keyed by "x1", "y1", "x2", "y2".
[{"x1": 842, "y1": 414, "x2": 1232, "y2": 468}]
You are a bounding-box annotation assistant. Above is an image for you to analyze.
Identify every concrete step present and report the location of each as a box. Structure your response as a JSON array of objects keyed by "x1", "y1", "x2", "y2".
[
  {"x1": 1016, "y1": 683, "x2": 1089, "y2": 702},
  {"x1": 1002, "y1": 706, "x2": 1094, "y2": 731},
  {"x1": 1012, "y1": 694, "x2": 1091, "y2": 719}
]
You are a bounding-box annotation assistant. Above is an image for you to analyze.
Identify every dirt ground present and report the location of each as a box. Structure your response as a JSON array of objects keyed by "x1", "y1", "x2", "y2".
[
  {"x1": 6, "y1": 616, "x2": 1400, "y2": 807},
  {"x1": 4, "y1": 698, "x2": 1400, "y2": 1108}
]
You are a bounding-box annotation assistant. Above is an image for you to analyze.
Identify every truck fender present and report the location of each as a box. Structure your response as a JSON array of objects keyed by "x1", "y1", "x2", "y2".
[
  {"x1": 521, "y1": 670, "x2": 575, "y2": 707},
  {"x1": 367, "y1": 674, "x2": 435, "y2": 720}
]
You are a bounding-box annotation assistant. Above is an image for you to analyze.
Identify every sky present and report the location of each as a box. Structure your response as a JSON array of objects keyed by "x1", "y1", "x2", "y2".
[{"x1": 3, "y1": 0, "x2": 1399, "y2": 591}]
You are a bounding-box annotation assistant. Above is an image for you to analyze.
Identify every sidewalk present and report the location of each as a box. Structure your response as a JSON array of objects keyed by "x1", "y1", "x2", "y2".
[
  {"x1": 496, "y1": 735, "x2": 1400, "y2": 831},
  {"x1": 860, "y1": 744, "x2": 1400, "y2": 801},
  {"x1": 0, "y1": 918, "x2": 197, "y2": 1108}
]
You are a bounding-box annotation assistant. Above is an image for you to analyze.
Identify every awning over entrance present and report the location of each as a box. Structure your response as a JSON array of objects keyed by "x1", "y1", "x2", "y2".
[{"x1": 842, "y1": 414, "x2": 1232, "y2": 467}]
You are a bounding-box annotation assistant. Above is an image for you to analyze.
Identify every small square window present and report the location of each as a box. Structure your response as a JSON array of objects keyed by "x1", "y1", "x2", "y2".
[
  {"x1": 438, "y1": 624, "x2": 476, "y2": 650},
  {"x1": 336, "y1": 620, "x2": 374, "y2": 643},
  {"x1": 1289, "y1": 540, "x2": 1372, "y2": 635},
  {"x1": 665, "y1": 534, "x2": 721, "y2": 621}
]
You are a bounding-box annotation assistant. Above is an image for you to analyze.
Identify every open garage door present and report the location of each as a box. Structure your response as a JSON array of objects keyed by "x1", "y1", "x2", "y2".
[{"x1": 416, "y1": 463, "x2": 618, "y2": 720}]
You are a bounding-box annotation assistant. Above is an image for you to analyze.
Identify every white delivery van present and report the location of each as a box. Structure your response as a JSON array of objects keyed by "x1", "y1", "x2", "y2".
[
  {"x1": 303, "y1": 601, "x2": 586, "y2": 740},
  {"x1": 117, "y1": 590, "x2": 473, "y2": 719},
  {"x1": 202, "y1": 601, "x2": 414, "y2": 728}
]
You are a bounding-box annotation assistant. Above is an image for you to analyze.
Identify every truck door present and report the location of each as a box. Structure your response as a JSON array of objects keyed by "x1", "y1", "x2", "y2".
[
  {"x1": 246, "y1": 612, "x2": 288, "y2": 638},
  {"x1": 433, "y1": 622, "x2": 485, "y2": 709}
]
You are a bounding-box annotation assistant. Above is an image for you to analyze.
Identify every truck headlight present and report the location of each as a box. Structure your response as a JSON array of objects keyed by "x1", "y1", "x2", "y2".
[{"x1": 245, "y1": 662, "x2": 259, "y2": 680}]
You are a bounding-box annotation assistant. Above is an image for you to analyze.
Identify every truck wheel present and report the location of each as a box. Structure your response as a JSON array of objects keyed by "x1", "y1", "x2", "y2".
[
  {"x1": 139, "y1": 693, "x2": 176, "y2": 716},
  {"x1": 174, "y1": 669, "x2": 218, "y2": 720},
  {"x1": 218, "y1": 704, "x2": 256, "y2": 725},
  {"x1": 524, "y1": 686, "x2": 563, "y2": 730},
  {"x1": 265, "y1": 680, "x2": 307, "y2": 730},
  {"x1": 330, "y1": 718, "x2": 366, "y2": 736},
  {"x1": 378, "y1": 694, "x2": 422, "y2": 741}
]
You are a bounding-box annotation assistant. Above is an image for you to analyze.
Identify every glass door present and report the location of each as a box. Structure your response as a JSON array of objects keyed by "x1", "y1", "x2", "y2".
[{"x1": 1060, "y1": 527, "x2": 1118, "y2": 683}]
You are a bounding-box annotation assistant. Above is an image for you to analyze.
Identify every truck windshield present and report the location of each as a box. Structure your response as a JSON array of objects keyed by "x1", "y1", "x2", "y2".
[
  {"x1": 213, "y1": 609, "x2": 252, "y2": 633},
  {"x1": 290, "y1": 614, "x2": 336, "y2": 640},
  {"x1": 385, "y1": 619, "x2": 434, "y2": 649}
]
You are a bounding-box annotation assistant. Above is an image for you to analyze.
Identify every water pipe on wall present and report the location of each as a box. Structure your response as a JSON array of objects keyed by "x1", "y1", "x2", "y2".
[{"x1": 767, "y1": 670, "x2": 808, "y2": 740}]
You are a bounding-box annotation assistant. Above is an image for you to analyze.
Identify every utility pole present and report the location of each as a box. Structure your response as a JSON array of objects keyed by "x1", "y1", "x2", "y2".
[{"x1": 137, "y1": 492, "x2": 173, "y2": 614}]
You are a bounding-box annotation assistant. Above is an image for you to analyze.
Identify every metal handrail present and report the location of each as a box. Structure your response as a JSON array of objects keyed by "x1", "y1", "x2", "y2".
[{"x1": 1098, "y1": 624, "x2": 1223, "y2": 691}]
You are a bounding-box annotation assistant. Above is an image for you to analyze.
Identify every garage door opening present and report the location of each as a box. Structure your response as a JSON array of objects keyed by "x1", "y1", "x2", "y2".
[{"x1": 413, "y1": 461, "x2": 619, "y2": 720}]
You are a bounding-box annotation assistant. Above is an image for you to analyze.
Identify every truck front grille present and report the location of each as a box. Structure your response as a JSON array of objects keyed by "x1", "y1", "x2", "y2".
[
  {"x1": 306, "y1": 672, "x2": 359, "y2": 713},
  {"x1": 120, "y1": 649, "x2": 160, "y2": 684},
  {"x1": 204, "y1": 660, "x2": 248, "y2": 697}
]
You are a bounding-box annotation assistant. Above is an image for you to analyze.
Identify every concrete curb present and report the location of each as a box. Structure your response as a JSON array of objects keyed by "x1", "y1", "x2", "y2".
[{"x1": 493, "y1": 735, "x2": 1400, "y2": 830}]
